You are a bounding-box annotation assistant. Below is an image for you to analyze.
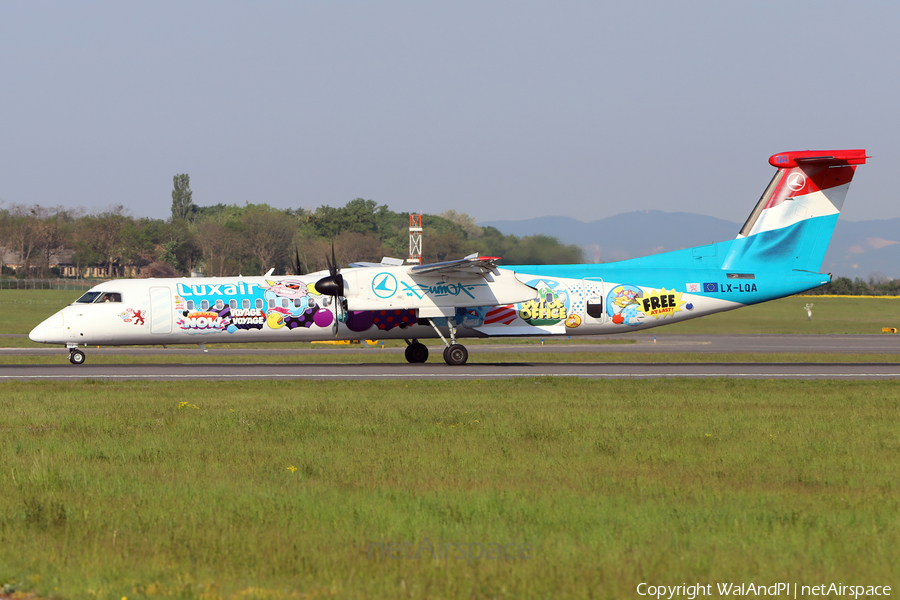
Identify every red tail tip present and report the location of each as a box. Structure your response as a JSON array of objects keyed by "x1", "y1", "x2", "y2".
[{"x1": 769, "y1": 149, "x2": 868, "y2": 168}]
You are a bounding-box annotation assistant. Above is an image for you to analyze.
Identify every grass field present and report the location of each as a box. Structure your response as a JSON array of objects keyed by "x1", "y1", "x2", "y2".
[
  {"x1": 638, "y1": 295, "x2": 900, "y2": 335},
  {"x1": 1, "y1": 380, "x2": 898, "y2": 599}
]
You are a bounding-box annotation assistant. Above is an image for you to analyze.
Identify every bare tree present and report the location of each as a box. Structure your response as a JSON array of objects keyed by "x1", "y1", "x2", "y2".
[
  {"x1": 335, "y1": 231, "x2": 389, "y2": 265},
  {"x1": 439, "y1": 209, "x2": 482, "y2": 238},
  {"x1": 4, "y1": 204, "x2": 42, "y2": 275},
  {"x1": 197, "y1": 222, "x2": 246, "y2": 277},
  {"x1": 74, "y1": 207, "x2": 130, "y2": 277},
  {"x1": 242, "y1": 209, "x2": 295, "y2": 274}
]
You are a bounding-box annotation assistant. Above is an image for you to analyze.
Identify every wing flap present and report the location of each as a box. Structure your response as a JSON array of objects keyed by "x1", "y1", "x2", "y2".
[{"x1": 408, "y1": 253, "x2": 502, "y2": 276}]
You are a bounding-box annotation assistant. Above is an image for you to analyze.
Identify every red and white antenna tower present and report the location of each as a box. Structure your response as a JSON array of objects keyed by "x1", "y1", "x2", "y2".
[{"x1": 408, "y1": 213, "x2": 423, "y2": 264}]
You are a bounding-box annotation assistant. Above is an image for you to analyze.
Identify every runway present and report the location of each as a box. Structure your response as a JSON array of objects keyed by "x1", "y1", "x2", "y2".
[
  {"x1": 4, "y1": 333, "x2": 900, "y2": 356},
  {"x1": 3, "y1": 361, "x2": 900, "y2": 381},
  {"x1": 2, "y1": 334, "x2": 899, "y2": 380}
]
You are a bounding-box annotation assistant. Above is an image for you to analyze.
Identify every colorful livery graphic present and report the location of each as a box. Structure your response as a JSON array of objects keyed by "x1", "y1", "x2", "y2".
[{"x1": 30, "y1": 149, "x2": 867, "y2": 365}]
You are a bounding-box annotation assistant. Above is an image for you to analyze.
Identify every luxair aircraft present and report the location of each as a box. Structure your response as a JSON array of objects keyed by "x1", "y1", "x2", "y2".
[{"x1": 30, "y1": 149, "x2": 867, "y2": 366}]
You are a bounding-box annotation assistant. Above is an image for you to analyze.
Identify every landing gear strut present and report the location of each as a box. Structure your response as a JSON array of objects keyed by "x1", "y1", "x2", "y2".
[
  {"x1": 426, "y1": 320, "x2": 469, "y2": 366},
  {"x1": 404, "y1": 339, "x2": 429, "y2": 363}
]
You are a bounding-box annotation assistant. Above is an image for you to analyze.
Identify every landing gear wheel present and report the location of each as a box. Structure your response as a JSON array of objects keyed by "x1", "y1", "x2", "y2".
[
  {"x1": 69, "y1": 349, "x2": 86, "y2": 365},
  {"x1": 404, "y1": 342, "x2": 429, "y2": 364},
  {"x1": 443, "y1": 344, "x2": 468, "y2": 366}
]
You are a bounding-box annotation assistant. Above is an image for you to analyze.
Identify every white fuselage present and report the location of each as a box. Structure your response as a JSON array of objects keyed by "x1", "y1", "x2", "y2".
[{"x1": 29, "y1": 270, "x2": 741, "y2": 347}]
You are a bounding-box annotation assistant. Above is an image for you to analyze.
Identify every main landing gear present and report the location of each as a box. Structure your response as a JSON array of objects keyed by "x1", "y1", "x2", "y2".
[
  {"x1": 403, "y1": 321, "x2": 470, "y2": 366},
  {"x1": 404, "y1": 340, "x2": 429, "y2": 363},
  {"x1": 442, "y1": 344, "x2": 468, "y2": 366},
  {"x1": 67, "y1": 345, "x2": 86, "y2": 365}
]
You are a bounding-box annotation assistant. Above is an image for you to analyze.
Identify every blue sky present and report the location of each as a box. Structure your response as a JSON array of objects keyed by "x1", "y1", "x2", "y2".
[{"x1": 1, "y1": 1, "x2": 896, "y2": 224}]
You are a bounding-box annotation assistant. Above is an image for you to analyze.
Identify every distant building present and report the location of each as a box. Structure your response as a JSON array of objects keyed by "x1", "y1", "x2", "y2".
[{"x1": 0, "y1": 247, "x2": 138, "y2": 278}]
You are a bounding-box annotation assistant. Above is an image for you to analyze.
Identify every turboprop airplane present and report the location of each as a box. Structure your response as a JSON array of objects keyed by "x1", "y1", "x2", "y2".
[{"x1": 29, "y1": 149, "x2": 867, "y2": 366}]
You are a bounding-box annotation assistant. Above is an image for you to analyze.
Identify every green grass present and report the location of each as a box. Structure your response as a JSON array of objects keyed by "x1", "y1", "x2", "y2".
[
  {"x1": 0, "y1": 290, "x2": 83, "y2": 337},
  {"x1": 639, "y1": 295, "x2": 900, "y2": 335},
  {"x1": 1, "y1": 380, "x2": 898, "y2": 599}
]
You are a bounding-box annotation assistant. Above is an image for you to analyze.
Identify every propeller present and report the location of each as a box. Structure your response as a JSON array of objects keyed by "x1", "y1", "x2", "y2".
[
  {"x1": 315, "y1": 241, "x2": 346, "y2": 335},
  {"x1": 291, "y1": 247, "x2": 303, "y2": 276}
]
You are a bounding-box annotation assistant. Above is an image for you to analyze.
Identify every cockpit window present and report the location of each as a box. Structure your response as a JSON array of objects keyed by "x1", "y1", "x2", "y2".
[
  {"x1": 76, "y1": 291, "x2": 103, "y2": 304},
  {"x1": 75, "y1": 291, "x2": 122, "y2": 304}
]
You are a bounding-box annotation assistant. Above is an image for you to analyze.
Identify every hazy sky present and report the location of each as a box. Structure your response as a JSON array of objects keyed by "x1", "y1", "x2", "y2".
[{"x1": 1, "y1": 1, "x2": 897, "y2": 226}]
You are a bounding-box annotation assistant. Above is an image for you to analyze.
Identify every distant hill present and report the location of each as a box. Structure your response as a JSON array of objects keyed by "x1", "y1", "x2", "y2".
[{"x1": 480, "y1": 212, "x2": 900, "y2": 280}]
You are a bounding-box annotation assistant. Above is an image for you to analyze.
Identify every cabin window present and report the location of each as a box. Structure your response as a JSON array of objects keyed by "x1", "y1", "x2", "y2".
[
  {"x1": 215, "y1": 300, "x2": 224, "y2": 310},
  {"x1": 201, "y1": 300, "x2": 209, "y2": 311},
  {"x1": 294, "y1": 298, "x2": 304, "y2": 308},
  {"x1": 256, "y1": 299, "x2": 263, "y2": 309},
  {"x1": 229, "y1": 299, "x2": 237, "y2": 309},
  {"x1": 268, "y1": 299, "x2": 275, "y2": 309},
  {"x1": 281, "y1": 299, "x2": 289, "y2": 308},
  {"x1": 187, "y1": 300, "x2": 195, "y2": 310},
  {"x1": 243, "y1": 299, "x2": 251, "y2": 309}
]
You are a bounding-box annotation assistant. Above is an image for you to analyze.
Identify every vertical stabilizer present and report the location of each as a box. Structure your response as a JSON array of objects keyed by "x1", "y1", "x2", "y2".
[{"x1": 724, "y1": 150, "x2": 867, "y2": 273}]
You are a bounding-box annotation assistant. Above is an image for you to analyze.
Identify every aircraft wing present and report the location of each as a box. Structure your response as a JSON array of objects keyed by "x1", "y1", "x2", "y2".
[
  {"x1": 408, "y1": 253, "x2": 501, "y2": 276},
  {"x1": 314, "y1": 253, "x2": 537, "y2": 317}
]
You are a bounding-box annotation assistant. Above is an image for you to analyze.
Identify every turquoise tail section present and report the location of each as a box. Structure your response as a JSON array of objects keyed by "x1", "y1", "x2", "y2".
[{"x1": 520, "y1": 150, "x2": 867, "y2": 305}]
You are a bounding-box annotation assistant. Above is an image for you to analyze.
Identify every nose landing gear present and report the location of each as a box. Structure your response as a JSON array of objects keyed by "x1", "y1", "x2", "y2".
[{"x1": 67, "y1": 345, "x2": 86, "y2": 365}]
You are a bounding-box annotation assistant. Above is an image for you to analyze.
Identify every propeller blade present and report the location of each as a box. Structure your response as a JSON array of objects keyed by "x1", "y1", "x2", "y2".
[
  {"x1": 330, "y1": 240, "x2": 339, "y2": 276},
  {"x1": 322, "y1": 240, "x2": 344, "y2": 338},
  {"x1": 293, "y1": 247, "x2": 302, "y2": 275}
]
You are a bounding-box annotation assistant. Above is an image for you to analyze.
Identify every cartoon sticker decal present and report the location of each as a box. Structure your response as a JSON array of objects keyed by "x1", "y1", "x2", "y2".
[
  {"x1": 637, "y1": 289, "x2": 685, "y2": 320},
  {"x1": 372, "y1": 309, "x2": 417, "y2": 331},
  {"x1": 606, "y1": 284, "x2": 644, "y2": 326},
  {"x1": 229, "y1": 308, "x2": 266, "y2": 330},
  {"x1": 484, "y1": 304, "x2": 517, "y2": 325},
  {"x1": 432, "y1": 307, "x2": 488, "y2": 330},
  {"x1": 606, "y1": 284, "x2": 687, "y2": 326},
  {"x1": 178, "y1": 310, "x2": 230, "y2": 333},
  {"x1": 118, "y1": 308, "x2": 147, "y2": 325},
  {"x1": 518, "y1": 279, "x2": 570, "y2": 326},
  {"x1": 262, "y1": 278, "x2": 334, "y2": 330},
  {"x1": 173, "y1": 279, "x2": 334, "y2": 335}
]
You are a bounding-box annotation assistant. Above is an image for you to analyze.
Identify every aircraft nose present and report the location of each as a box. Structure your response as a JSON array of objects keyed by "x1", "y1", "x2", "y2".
[
  {"x1": 29, "y1": 320, "x2": 48, "y2": 343},
  {"x1": 29, "y1": 311, "x2": 64, "y2": 344}
]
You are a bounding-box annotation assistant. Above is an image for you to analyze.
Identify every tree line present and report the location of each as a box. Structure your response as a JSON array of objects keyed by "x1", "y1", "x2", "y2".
[
  {"x1": 0, "y1": 175, "x2": 584, "y2": 278},
  {"x1": 804, "y1": 276, "x2": 900, "y2": 296}
]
